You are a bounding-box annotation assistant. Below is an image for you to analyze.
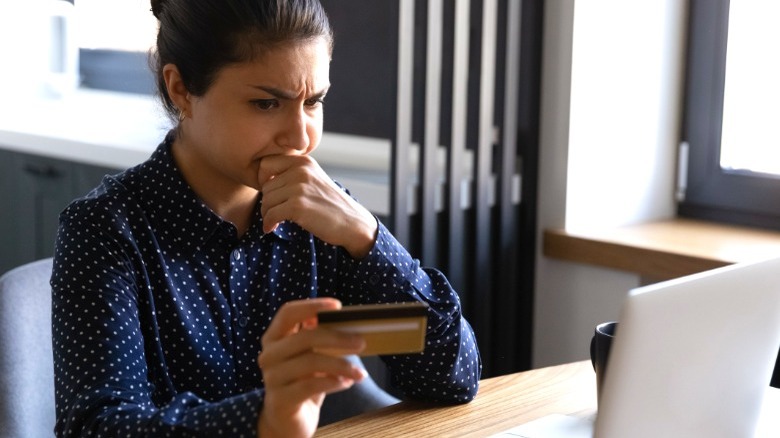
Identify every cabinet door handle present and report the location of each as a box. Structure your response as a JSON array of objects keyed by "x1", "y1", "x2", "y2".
[{"x1": 24, "y1": 163, "x2": 64, "y2": 179}]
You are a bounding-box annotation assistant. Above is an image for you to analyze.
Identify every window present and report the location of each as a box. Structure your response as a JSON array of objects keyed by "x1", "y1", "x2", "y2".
[
  {"x1": 75, "y1": 0, "x2": 157, "y2": 94},
  {"x1": 680, "y1": 0, "x2": 780, "y2": 229},
  {"x1": 76, "y1": 0, "x2": 157, "y2": 52},
  {"x1": 719, "y1": 2, "x2": 780, "y2": 177}
]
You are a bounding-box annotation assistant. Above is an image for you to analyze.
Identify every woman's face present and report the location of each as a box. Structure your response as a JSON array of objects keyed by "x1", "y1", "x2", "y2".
[{"x1": 177, "y1": 38, "x2": 331, "y2": 192}]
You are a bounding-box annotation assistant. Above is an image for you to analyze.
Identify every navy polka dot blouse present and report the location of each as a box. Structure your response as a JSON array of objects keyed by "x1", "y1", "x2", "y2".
[{"x1": 51, "y1": 133, "x2": 481, "y2": 437}]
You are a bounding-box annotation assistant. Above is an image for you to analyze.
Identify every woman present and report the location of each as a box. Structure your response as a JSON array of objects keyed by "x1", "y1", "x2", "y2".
[{"x1": 51, "y1": 0, "x2": 481, "y2": 436}]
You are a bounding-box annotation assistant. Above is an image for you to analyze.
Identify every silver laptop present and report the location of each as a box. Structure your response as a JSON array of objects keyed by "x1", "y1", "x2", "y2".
[{"x1": 495, "y1": 256, "x2": 780, "y2": 438}]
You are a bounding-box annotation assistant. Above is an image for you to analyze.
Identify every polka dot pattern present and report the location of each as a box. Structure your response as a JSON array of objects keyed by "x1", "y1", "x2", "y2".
[{"x1": 50, "y1": 132, "x2": 481, "y2": 436}]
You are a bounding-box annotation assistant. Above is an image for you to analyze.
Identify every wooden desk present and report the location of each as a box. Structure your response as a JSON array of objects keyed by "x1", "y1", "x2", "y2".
[{"x1": 315, "y1": 361, "x2": 597, "y2": 437}]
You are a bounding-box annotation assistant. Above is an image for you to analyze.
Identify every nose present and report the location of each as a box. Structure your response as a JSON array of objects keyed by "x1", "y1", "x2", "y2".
[{"x1": 276, "y1": 107, "x2": 310, "y2": 153}]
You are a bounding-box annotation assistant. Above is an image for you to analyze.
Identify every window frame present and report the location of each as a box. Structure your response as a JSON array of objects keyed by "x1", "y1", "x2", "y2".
[{"x1": 679, "y1": 0, "x2": 780, "y2": 230}]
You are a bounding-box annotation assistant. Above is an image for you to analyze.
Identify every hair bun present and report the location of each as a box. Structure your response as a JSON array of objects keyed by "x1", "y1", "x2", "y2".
[{"x1": 150, "y1": 0, "x2": 166, "y2": 20}]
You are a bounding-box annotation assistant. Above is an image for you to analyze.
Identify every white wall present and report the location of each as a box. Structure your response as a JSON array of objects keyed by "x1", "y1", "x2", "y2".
[{"x1": 533, "y1": 0, "x2": 688, "y2": 367}]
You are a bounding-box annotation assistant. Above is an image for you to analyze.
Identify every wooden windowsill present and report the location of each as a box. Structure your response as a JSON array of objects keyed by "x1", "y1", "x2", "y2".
[{"x1": 543, "y1": 218, "x2": 780, "y2": 281}]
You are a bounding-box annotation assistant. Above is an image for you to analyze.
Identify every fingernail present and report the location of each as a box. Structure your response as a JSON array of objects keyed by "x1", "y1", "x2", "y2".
[
  {"x1": 353, "y1": 366, "x2": 368, "y2": 380},
  {"x1": 339, "y1": 377, "x2": 356, "y2": 387}
]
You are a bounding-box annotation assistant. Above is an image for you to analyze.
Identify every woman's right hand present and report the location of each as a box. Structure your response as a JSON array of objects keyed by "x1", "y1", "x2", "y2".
[{"x1": 256, "y1": 298, "x2": 367, "y2": 438}]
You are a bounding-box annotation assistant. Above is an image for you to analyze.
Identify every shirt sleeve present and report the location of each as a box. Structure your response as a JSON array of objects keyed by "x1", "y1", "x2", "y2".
[
  {"x1": 338, "y1": 221, "x2": 482, "y2": 403},
  {"x1": 51, "y1": 203, "x2": 262, "y2": 438}
]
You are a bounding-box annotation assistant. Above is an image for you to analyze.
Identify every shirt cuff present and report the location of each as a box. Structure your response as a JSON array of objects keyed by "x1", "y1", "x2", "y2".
[{"x1": 342, "y1": 221, "x2": 424, "y2": 302}]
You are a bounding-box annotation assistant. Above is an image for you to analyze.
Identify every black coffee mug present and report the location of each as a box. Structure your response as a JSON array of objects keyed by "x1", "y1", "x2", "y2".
[{"x1": 589, "y1": 321, "x2": 618, "y2": 403}]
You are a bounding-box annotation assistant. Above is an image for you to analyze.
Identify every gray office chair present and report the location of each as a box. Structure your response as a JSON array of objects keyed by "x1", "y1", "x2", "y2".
[
  {"x1": 0, "y1": 258, "x2": 396, "y2": 436},
  {"x1": 0, "y1": 258, "x2": 55, "y2": 438},
  {"x1": 319, "y1": 355, "x2": 400, "y2": 426}
]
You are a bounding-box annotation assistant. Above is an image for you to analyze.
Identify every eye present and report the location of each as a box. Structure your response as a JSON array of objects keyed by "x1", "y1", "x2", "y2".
[
  {"x1": 251, "y1": 99, "x2": 279, "y2": 110},
  {"x1": 304, "y1": 96, "x2": 325, "y2": 108}
]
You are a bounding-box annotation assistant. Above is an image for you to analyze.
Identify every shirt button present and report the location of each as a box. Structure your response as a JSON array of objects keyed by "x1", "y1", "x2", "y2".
[
  {"x1": 232, "y1": 249, "x2": 241, "y2": 261},
  {"x1": 238, "y1": 316, "x2": 249, "y2": 328},
  {"x1": 369, "y1": 274, "x2": 380, "y2": 285}
]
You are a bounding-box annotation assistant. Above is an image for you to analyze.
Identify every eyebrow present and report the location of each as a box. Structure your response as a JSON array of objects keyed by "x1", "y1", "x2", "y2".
[{"x1": 252, "y1": 85, "x2": 330, "y2": 100}]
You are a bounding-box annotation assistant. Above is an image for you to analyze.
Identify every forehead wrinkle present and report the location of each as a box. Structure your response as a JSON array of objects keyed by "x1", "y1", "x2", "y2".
[
  {"x1": 231, "y1": 40, "x2": 330, "y2": 99},
  {"x1": 248, "y1": 82, "x2": 330, "y2": 100}
]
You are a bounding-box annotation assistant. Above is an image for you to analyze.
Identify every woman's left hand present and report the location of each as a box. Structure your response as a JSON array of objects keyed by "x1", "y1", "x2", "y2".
[{"x1": 258, "y1": 154, "x2": 377, "y2": 259}]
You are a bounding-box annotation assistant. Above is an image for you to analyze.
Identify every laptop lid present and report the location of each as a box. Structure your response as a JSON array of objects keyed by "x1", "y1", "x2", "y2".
[{"x1": 595, "y1": 257, "x2": 780, "y2": 437}]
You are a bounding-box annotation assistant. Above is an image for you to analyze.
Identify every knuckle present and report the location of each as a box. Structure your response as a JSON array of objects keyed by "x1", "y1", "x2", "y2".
[{"x1": 287, "y1": 197, "x2": 307, "y2": 215}]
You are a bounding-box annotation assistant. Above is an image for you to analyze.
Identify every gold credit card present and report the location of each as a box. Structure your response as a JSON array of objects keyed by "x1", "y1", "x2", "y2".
[{"x1": 317, "y1": 302, "x2": 429, "y2": 356}]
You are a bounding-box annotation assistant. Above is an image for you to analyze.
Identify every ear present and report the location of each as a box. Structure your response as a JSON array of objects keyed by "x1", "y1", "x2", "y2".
[{"x1": 162, "y1": 64, "x2": 191, "y2": 117}]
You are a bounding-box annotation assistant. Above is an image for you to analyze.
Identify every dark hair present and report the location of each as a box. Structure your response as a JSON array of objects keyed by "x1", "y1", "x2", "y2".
[{"x1": 150, "y1": 0, "x2": 333, "y2": 121}]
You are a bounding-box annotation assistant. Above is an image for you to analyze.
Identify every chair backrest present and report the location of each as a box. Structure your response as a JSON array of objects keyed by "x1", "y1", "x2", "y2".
[{"x1": 0, "y1": 258, "x2": 55, "y2": 438}]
